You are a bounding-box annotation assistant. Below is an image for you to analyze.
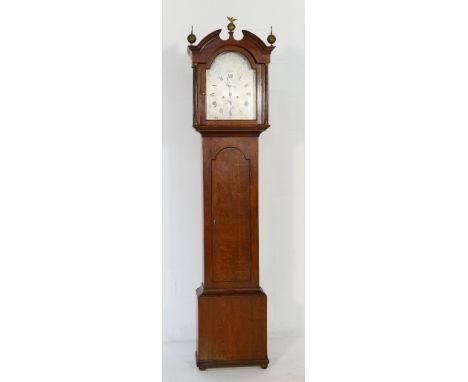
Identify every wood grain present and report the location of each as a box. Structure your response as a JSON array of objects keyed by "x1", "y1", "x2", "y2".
[
  {"x1": 196, "y1": 286, "x2": 268, "y2": 370},
  {"x1": 203, "y1": 137, "x2": 259, "y2": 289},
  {"x1": 212, "y1": 147, "x2": 251, "y2": 283}
]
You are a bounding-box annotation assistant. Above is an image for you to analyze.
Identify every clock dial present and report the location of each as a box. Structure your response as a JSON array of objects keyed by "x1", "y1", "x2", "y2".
[{"x1": 206, "y1": 52, "x2": 256, "y2": 120}]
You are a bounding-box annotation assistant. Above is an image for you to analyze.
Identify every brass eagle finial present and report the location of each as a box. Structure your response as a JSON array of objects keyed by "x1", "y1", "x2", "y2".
[{"x1": 226, "y1": 17, "x2": 237, "y2": 31}]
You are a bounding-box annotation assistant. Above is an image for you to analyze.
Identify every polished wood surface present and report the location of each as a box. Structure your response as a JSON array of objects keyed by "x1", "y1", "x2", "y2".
[
  {"x1": 188, "y1": 26, "x2": 274, "y2": 370},
  {"x1": 202, "y1": 137, "x2": 259, "y2": 289},
  {"x1": 212, "y1": 147, "x2": 251, "y2": 282},
  {"x1": 196, "y1": 286, "x2": 268, "y2": 370}
]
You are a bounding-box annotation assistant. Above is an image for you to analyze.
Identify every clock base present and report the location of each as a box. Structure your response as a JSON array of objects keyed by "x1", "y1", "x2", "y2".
[
  {"x1": 196, "y1": 352, "x2": 269, "y2": 370},
  {"x1": 196, "y1": 285, "x2": 268, "y2": 370}
]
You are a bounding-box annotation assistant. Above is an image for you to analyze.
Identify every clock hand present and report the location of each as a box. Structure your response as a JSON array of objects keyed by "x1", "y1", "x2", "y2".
[{"x1": 225, "y1": 77, "x2": 236, "y2": 88}]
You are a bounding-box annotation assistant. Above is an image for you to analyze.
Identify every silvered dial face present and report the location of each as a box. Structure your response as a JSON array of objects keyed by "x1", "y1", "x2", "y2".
[{"x1": 206, "y1": 52, "x2": 256, "y2": 120}]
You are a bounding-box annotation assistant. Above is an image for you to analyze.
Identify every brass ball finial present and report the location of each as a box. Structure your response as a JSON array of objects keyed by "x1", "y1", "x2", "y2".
[
  {"x1": 227, "y1": 16, "x2": 237, "y2": 31},
  {"x1": 267, "y1": 26, "x2": 276, "y2": 45},
  {"x1": 187, "y1": 26, "x2": 196, "y2": 45}
]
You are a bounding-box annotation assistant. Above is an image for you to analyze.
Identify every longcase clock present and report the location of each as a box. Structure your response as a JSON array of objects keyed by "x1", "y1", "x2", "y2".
[{"x1": 187, "y1": 18, "x2": 276, "y2": 370}]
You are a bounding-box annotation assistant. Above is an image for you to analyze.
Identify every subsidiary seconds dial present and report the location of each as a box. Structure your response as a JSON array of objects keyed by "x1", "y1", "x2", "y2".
[{"x1": 206, "y1": 51, "x2": 256, "y2": 120}]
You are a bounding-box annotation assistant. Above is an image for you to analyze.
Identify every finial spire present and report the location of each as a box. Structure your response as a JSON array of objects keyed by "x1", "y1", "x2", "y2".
[
  {"x1": 187, "y1": 25, "x2": 196, "y2": 45},
  {"x1": 267, "y1": 26, "x2": 276, "y2": 46}
]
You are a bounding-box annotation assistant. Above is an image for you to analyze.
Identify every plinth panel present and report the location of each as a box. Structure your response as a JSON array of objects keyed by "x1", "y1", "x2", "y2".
[{"x1": 196, "y1": 289, "x2": 268, "y2": 368}]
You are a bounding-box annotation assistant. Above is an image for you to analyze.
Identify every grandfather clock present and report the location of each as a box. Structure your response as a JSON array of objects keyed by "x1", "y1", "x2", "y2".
[{"x1": 187, "y1": 18, "x2": 275, "y2": 370}]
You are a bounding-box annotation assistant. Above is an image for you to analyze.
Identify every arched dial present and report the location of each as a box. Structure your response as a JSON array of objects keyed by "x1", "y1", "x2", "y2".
[{"x1": 206, "y1": 52, "x2": 256, "y2": 120}]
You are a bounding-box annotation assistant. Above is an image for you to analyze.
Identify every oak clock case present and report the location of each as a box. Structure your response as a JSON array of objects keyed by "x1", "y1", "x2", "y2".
[{"x1": 187, "y1": 20, "x2": 275, "y2": 371}]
